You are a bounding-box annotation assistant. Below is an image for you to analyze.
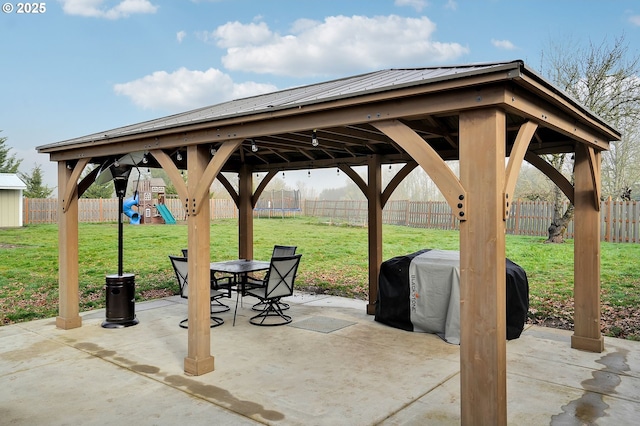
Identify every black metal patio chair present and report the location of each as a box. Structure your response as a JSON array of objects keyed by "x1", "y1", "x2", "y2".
[
  {"x1": 243, "y1": 254, "x2": 302, "y2": 326},
  {"x1": 250, "y1": 245, "x2": 297, "y2": 312},
  {"x1": 169, "y1": 255, "x2": 231, "y2": 328}
]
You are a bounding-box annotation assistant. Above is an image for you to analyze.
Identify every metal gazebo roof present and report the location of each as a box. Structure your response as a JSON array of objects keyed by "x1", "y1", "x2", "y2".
[{"x1": 37, "y1": 60, "x2": 618, "y2": 176}]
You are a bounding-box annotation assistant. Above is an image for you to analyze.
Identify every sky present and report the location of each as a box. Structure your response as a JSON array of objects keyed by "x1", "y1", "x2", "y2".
[{"x1": 2, "y1": 0, "x2": 640, "y2": 196}]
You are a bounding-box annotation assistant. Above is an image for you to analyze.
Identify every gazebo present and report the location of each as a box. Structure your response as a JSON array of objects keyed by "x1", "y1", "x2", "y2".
[{"x1": 36, "y1": 60, "x2": 620, "y2": 425}]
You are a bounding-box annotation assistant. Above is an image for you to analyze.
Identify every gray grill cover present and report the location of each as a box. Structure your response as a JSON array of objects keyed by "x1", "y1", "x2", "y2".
[{"x1": 375, "y1": 249, "x2": 529, "y2": 344}]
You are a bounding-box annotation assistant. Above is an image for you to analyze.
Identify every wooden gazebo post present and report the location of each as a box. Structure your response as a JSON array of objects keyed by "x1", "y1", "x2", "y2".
[
  {"x1": 572, "y1": 144, "x2": 604, "y2": 352},
  {"x1": 366, "y1": 154, "x2": 383, "y2": 315},
  {"x1": 459, "y1": 108, "x2": 508, "y2": 425},
  {"x1": 238, "y1": 163, "x2": 254, "y2": 260},
  {"x1": 184, "y1": 145, "x2": 215, "y2": 375},
  {"x1": 56, "y1": 161, "x2": 82, "y2": 330}
]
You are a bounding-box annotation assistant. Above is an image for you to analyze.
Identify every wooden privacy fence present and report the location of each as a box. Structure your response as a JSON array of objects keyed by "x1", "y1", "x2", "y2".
[
  {"x1": 303, "y1": 199, "x2": 640, "y2": 243},
  {"x1": 21, "y1": 197, "x2": 640, "y2": 243},
  {"x1": 23, "y1": 198, "x2": 240, "y2": 224}
]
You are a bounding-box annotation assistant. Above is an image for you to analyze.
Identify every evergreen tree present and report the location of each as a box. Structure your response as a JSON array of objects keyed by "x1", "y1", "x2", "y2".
[
  {"x1": 0, "y1": 131, "x2": 22, "y2": 173},
  {"x1": 19, "y1": 164, "x2": 54, "y2": 198},
  {"x1": 81, "y1": 165, "x2": 114, "y2": 198}
]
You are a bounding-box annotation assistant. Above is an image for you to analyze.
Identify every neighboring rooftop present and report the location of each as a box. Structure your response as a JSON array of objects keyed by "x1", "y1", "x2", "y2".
[{"x1": 0, "y1": 173, "x2": 26, "y2": 190}]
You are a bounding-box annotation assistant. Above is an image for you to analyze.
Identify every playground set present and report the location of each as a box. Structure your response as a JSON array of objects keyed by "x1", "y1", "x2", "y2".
[{"x1": 123, "y1": 178, "x2": 176, "y2": 225}]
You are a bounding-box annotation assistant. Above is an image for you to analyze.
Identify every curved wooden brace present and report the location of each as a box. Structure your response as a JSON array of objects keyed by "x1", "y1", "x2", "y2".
[
  {"x1": 77, "y1": 162, "x2": 100, "y2": 199},
  {"x1": 62, "y1": 158, "x2": 90, "y2": 213},
  {"x1": 149, "y1": 149, "x2": 189, "y2": 205},
  {"x1": 192, "y1": 140, "x2": 243, "y2": 215},
  {"x1": 381, "y1": 161, "x2": 418, "y2": 208},
  {"x1": 504, "y1": 121, "x2": 538, "y2": 219},
  {"x1": 252, "y1": 170, "x2": 278, "y2": 208},
  {"x1": 372, "y1": 120, "x2": 467, "y2": 219},
  {"x1": 338, "y1": 164, "x2": 368, "y2": 195},
  {"x1": 524, "y1": 152, "x2": 575, "y2": 204},
  {"x1": 216, "y1": 173, "x2": 239, "y2": 207},
  {"x1": 586, "y1": 146, "x2": 601, "y2": 211}
]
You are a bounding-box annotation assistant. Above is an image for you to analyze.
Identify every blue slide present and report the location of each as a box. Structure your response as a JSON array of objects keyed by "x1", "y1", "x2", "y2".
[
  {"x1": 123, "y1": 193, "x2": 141, "y2": 225},
  {"x1": 155, "y1": 203, "x2": 176, "y2": 225}
]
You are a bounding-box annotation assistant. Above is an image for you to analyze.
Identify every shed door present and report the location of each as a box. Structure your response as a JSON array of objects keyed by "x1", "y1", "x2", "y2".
[{"x1": 0, "y1": 190, "x2": 22, "y2": 227}]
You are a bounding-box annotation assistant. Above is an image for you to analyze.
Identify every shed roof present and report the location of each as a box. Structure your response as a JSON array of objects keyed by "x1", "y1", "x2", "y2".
[{"x1": 0, "y1": 173, "x2": 26, "y2": 190}]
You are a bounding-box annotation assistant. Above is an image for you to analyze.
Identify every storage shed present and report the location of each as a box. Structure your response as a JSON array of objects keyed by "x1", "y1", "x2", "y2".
[{"x1": 0, "y1": 173, "x2": 26, "y2": 227}]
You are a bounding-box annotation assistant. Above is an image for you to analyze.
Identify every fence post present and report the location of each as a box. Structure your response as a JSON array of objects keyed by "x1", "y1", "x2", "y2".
[
  {"x1": 513, "y1": 199, "x2": 521, "y2": 235},
  {"x1": 603, "y1": 197, "x2": 611, "y2": 243}
]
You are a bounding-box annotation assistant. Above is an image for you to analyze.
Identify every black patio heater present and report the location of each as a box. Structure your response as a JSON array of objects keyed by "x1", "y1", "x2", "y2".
[{"x1": 101, "y1": 164, "x2": 139, "y2": 328}]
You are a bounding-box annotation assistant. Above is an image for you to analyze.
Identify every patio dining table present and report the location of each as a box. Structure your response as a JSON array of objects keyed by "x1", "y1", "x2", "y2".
[
  {"x1": 210, "y1": 259, "x2": 270, "y2": 325},
  {"x1": 210, "y1": 259, "x2": 270, "y2": 292}
]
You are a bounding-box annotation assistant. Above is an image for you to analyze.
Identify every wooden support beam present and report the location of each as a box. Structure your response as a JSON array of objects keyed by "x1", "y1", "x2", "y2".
[
  {"x1": 150, "y1": 149, "x2": 189, "y2": 207},
  {"x1": 371, "y1": 120, "x2": 467, "y2": 220},
  {"x1": 587, "y1": 146, "x2": 601, "y2": 211},
  {"x1": 192, "y1": 139, "x2": 243, "y2": 215},
  {"x1": 253, "y1": 170, "x2": 278, "y2": 208},
  {"x1": 184, "y1": 145, "x2": 215, "y2": 376},
  {"x1": 504, "y1": 86, "x2": 612, "y2": 151},
  {"x1": 459, "y1": 108, "x2": 507, "y2": 426},
  {"x1": 381, "y1": 161, "x2": 418, "y2": 208},
  {"x1": 504, "y1": 121, "x2": 537, "y2": 219},
  {"x1": 216, "y1": 173, "x2": 239, "y2": 206},
  {"x1": 338, "y1": 164, "x2": 367, "y2": 195},
  {"x1": 524, "y1": 152, "x2": 575, "y2": 204},
  {"x1": 61, "y1": 158, "x2": 90, "y2": 213},
  {"x1": 238, "y1": 164, "x2": 254, "y2": 260},
  {"x1": 571, "y1": 144, "x2": 604, "y2": 352},
  {"x1": 56, "y1": 161, "x2": 82, "y2": 329},
  {"x1": 366, "y1": 155, "x2": 383, "y2": 315},
  {"x1": 77, "y1": 162, "x2": 100, "y2": 198}
]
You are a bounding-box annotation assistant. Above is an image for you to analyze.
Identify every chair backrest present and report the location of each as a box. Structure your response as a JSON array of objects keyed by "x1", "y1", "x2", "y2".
[
  {"x1": 272, "y1": 245, "x2": 297, "y2": 257},
  {"x1": 169, "y1": 255, "x2": 189, "y2": 298},
  {"x1": 265, "y1": 254, "x2": 302, "y2": 299}
]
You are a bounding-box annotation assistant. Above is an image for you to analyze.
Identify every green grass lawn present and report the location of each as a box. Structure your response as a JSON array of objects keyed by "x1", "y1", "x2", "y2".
[{"x1": 1, "y1": 216, "x2": 639, "y2": 339}]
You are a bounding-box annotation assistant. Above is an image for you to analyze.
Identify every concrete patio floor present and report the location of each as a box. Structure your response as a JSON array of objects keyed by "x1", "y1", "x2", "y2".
[{"x1": 1, "y1": 292, "x2": 639, "y2": 425}]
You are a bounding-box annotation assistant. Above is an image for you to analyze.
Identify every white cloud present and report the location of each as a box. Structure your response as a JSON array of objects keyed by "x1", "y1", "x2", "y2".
[
  {"x1": 59, "y1": 0, "x2": 158, "y2": 20},
  {"x1": 491, "y1": 39, "x2": 516, "y2": 50},
  {"x1": 394, "y1": 0, "x2": 427, "y2": 12},
  {"x1": 444, "y1": 0, "x2": 457, "y2": 11},
  {"x1": 176, "y1": 30, "x2": 186, "y2": 43},
  {"x1": 113, "y1": 67, "x2": 277, "y2": 111},
  {"x1": 629, "y1": 15, "x2": 640, "y2": 26},
  {"x1": 215, "y1": 15, "x2": 469, "y2": 77},
  {"x1": 213, "y1": 21, "x2": 275, "y2": 48}
]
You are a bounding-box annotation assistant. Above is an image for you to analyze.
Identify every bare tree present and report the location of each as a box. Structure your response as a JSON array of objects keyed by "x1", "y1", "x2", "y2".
[{"x1": 540, "y1": 34, "x2": 640, "y2": 242}]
